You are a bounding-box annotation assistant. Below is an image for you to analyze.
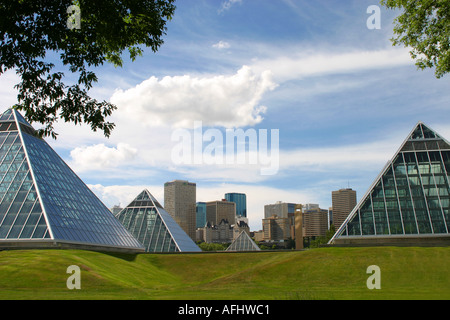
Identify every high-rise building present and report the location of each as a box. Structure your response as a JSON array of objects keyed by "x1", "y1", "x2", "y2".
[
  {"x1": 262, "y1": 215, "x2": 291, "y2": 241},
  {"x1": 164, "y1": 180, "x2": 196, "y2": 240},
  {"x1": 330, "y1": 122, "x2": 450, "y2": 246},
  {"x1": 0, "y1": 109, "x2": 144, "y2": 253},
  {"x1": 115, "y1": 190, "x2": 201, "y2": 252},
  {"x1": 264, "y1": 201, "x2": 299, "y2": 237},
  {"x1": 332, "y1": 188, "x2": 357, "y2": 230},
  {"x1": 196, "y1": 202, "x2": 207, "y2": 228},
  {"x1": 225, "y1": 193, "x2": 247, "y2": 217},
  {"x1": 303, "y1": 207, "x2": 329, "y2": 237},
  {"x1": 205, "y1": 200, "x2": 236, "y2": 226},
  {"x1": 110, "y1": 205, "x2": 123, "y2": 215},
  {"x1": 264, "y1": 201, "x2": 296, "y2": 219}
]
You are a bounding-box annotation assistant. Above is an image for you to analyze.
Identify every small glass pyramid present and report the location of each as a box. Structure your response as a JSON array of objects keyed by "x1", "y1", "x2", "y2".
[
  {"x1": 0, "y1": 109, "x2": 144, "y2": 252},
  {"x1": 115, "y1": 189, "x2": 201, "y2": 252},
  {"x1": 330, "y1": 122, "x2": 450, "y2": 245},
  {"x1": 226, "y1": 230, "x2": 260, "y2": 251}
]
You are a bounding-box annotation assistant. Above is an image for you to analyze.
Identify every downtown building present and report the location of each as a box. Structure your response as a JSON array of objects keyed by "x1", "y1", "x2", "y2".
[
  {"x1": 164, "y1": 180, "x2": 197, "y2": 241},
  {"x1": 262, "y1": 201, "x2": 299, "y2": 244},
  {"x1": 225, "y1": 193, "x2": 247, "y2": 218},
  {"x1": 331, "y1": 188, "x2": 357, "y2": 230},
  {"x1": 0, "y1": 109, "x2": 144, "y2": 253},
  {"x1": 329, "y1": 122, "x2": 450, "y2": 246},
  {"x1": 205, "y1": 199, "x2": 236, "y2": 226}
]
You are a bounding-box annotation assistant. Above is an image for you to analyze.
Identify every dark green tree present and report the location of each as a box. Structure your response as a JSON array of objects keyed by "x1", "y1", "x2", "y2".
[
  {"x1": 0, "y1": 0, "x2": 176, "y2": 138},
  {"x1": 381, "y1": 0, "x2": 450, "y2": 79}
]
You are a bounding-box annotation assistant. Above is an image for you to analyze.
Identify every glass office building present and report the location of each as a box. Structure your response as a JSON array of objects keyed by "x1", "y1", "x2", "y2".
[
  {"x1": 225, "y1": 193, "x2": 247, "y2": 217},
  {"x1": 0, "y1": 109, "x2": 144, "y2": 252},
  {"x1": 116, "y1": 190, "x2": 202, "y2": 253},
  {"x1": 196, "y1": 202, "x2": 206, "y2": 228},
  {"x1": 330, "y1": 122, "x2": 450, "y2": 246}
]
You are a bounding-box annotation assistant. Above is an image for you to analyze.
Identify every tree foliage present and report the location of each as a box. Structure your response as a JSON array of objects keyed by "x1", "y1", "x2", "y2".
[
  {"x1": 197, "y1": 242, "x2": 229, "y2": 252},
  {"x1": 0, "y1": 0, "x2": 176, "y2": 138},
  {"x1": 381, "y1": 0, "x2": 450, "y2": 79}
]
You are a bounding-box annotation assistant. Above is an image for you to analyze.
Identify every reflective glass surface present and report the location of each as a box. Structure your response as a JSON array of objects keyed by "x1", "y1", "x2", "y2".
[
  {"x1": 227, "y1": 231, "x2": 260, "y2": 251},
  {"x1": 0, "y1": 109, "x2": 143, "y2": 250},
  {"x1": 337, "y1": 123, "x2": 450, "y2": 239},
  {"x1": 225, "y1": 193, "x2": 247, "y2": 217},
  {"x1": 0, "y1": 131, "x2": 49, "y2": 239},
  {"x1": 116, "y1": 190, "x2": 201, "y2": 252}
]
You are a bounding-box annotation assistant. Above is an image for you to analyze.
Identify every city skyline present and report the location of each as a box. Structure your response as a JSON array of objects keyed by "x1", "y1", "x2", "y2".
[{"x1": 1, "y1": 0, "x2": 450, "y2": 232}]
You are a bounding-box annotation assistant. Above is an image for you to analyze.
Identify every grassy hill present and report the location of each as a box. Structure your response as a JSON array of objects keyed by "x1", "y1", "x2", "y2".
[{"x1": 0, "y1": 246, "x2": 448, "y2": 300}]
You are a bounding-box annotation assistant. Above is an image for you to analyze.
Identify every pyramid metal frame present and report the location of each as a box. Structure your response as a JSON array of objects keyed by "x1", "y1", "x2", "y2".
[
  {"x1": 115, "y1": 189, "x2": 202, "y2": 253},
  {"x1": 329, "y1": 122, "x2": 450, "y2": 245},
  {"x1": 226, "y1": 230, "x2": 260, "y2": 252},
  {"x1": 0, "y1": 109, "x2": 144, "y2": 252}
]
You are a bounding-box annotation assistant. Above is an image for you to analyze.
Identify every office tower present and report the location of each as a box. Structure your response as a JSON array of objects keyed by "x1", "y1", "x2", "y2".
[
  {"x1": 164, "y1": 180, "x2": 196, "y2": 240},
  {"x1": 262, "y1": 215, "x2": 291, "y2": 241},
  {"x1": 115, "y1": 190, "x2": 201, "y2": 252},
  {"x1": 196, "y1": 202, "x2": 207, "y2": 228},
  {"x1": 264, "y1": 201, "x2": 296, "y2": 219},
  {"x1": 265, "y1": 201, "x2": 299, "y2": 236},
  {"x1": 206, "y1": 200, "x2": 236, "y2": 226},
  {"x1": 0, "y1": 109, "x2": 143, "y2": 252},
  {"x1": 330, "y1": 122, "x2": 450, "y2": 246},
  {"x1": 332, "y1": 188, "x2": 357, "y2": 230},
  {"x1": 110, "y1": 205, "x2": 123, "y2": 215},
  {"x1": 303, "y1": 207, "x2": 329, "y2": 237},
  {"x1": 225, "y1": 193, "x2": 247, "y2": 217}
]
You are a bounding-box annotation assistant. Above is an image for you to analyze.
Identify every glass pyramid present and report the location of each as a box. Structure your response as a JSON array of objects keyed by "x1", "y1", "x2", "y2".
[
  {"x1": 226, "y1": 230, "x2": 260, "y2": 252},
  {"x1": 0, "y1": 108, "x2": 144, "y2": 252},
  {"x1": 115, "y1": 189, "x2": 202, "y2": 253},
  {"x1": 330, "y1": 122, "x2": 450, "y2": 245}
]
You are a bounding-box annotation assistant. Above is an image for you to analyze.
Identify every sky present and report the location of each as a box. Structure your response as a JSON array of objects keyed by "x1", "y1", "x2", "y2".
[{"x1": 1, "y1": 0, "x2": 450, "y2": 231}]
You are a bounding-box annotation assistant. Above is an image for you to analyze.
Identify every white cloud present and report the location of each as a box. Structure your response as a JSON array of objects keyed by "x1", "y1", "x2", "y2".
[
  {"x1": 212, "y1": 41, "x2": 231, "y2": 50},
  {"x1": 110, "y1": 66, "x2": 277, "y2": 129},
  {"x1": 279, "y1": 140, "x2": 397, "y2": 173},
  {"x1": 0, "y1": 70, "x2": 20, "y2": 110},
  {"x1": 89, "y1": 184, "x2": 162, "y2": 209},
  {"x1": 251, "y1": 47, "x2": 413, "y2": 83},
  {"x1": 219, "y1": 0, "x2": 242, "y2": 13},
  {"x1": 70, "y1": 143, "x2": 138, "y2": 172}
]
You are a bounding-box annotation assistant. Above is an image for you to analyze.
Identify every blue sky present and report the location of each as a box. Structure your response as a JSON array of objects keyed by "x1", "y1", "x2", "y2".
[{"x1": 1, "y1": 0, "x2": 450, "y2": 231}]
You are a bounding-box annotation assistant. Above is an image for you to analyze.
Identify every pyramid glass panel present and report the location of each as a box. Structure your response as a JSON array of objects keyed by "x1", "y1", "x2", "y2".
[
  {"x1": 226, "y1": 231, "x2": 260, "y2": 252},
  {"x1": 0, "y1": 109, "x2": 144, "y2": 252},
  {"x1": 116, "y1": 190, "x2": 201, "y2": 253},
  {"x1": 330, "y1": 122, "x2": 450, "y2": 245}
]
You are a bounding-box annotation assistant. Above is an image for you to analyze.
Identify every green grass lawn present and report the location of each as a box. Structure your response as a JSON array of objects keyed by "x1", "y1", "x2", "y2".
[{"x1": 0, "y1": 247, "x2": 448, "y2": 300}]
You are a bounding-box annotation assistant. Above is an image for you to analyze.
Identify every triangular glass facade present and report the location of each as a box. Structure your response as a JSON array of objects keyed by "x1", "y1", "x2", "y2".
[
  {"x1": 0, "y1": 109, "x2": 144, "y2": 252},
  {"x1": 226, "y1": 230, "x2": 260, "y2": 251},
  {"x1": 330, "y1": 122, "x2": 450, "y2": 244},
  {"x1": 116, "y1": 190, "x2": 202, "y2": 253}
]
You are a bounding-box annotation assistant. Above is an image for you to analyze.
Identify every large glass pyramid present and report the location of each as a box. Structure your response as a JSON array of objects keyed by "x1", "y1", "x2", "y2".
[
  {"x1": 0, "y1": 108, "x2": 144, "y2": 252},
  {"x1": 329, "y1": 122, "x2": 450, "y2": 245},
  {"x1": 226, "y1": 230, "x2": 261, "y2": 252},
  {"x1": 115, "y1": 189, "x2": 202, "y2": 252}
]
